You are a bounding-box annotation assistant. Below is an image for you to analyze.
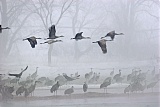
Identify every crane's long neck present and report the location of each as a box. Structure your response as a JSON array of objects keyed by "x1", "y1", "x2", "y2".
[
  {"x1": 23, "y1": 38, "x2": 28, "y2": 41},
  {"x1": 83, "y1": 37, "x2": 90, "y2": 39},
  {"x1": 115, "y1": 33, "x2": 124, "y2": 35},
  {"x1": 92, "y1": 41, "x2": 98, "y2": 43}
]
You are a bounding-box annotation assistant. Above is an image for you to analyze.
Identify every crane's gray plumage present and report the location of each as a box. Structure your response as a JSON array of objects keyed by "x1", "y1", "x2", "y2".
[
  {"x1": 101, "y1": 30, "x2": 124, "y2": 40},
  {"x1": 50, "y1": 81, "x2": 60, "y2": 95},
  {"x1": 71, "y1": 32, "x2": 90, "y2": 40},
  {"x1": 113, "y1": 70, "x2": 121, "y2": 81},
  {"x1": 92, "y1": 39, "x2": 111, "y2": 54},
  {"x1": 23, "y1": 36, "x2": 41, "y2": 48},
  {"x1": 100, "y1": 78, "x2": 111, "y2": 93},
  {"x1": 124, "y1": 85, "x2": 131, "y2": 93},
  {"x1": 64, "y1": 86, "x2": 74, "y2": 95},
  {"x1": 147, "y1": 81, "x2": 158, "y2": 90},
  {"x1": 16, "y1": 85, "x2": 25, "y2": 96},
  {"x1": 48, "y1": 25, "x2": 64, "y2": 39},
  {"x1": 63, "y1": 73, "x2": 76, "y2": 81},
  {"x1": 83, "y1": 82, "x2": 88, "y2": 92}
]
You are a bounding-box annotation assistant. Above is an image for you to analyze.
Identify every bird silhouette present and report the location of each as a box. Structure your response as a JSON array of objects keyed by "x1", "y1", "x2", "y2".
[
  {"x1": 50, "y1": 81, "x2": 60, "y2": 95},
  {"x1": 101, "y1": 30, "x2": 124, "y2": 41},
  {"x1": 27, "y1": 81, "x2": 40, "y2": 96},
  {"x1": 113, "y1": 69, "x2": 121, "y2": 81},
  {"x1": 71, "y1": 32, "x2": 91, "y2": 40},
  {"x1": 92, "y1": 39, "x2": 112, "y2": 54},
  {"x1": 47, "y1": 25, "x2": 64, "y2": 39},
  {"x1": 100, "y1": 78, "x2": 111, "y2": 93},
  {"x1": 8, "y1": 66, "x2": 28, "y2": 78},
  {"x1": 83, "y1": 82, "x2": 88, "y2": 92},
  {"x1": 0, "y1": 25, "x2": 10, "y2": 33},
  {"x1": 23, "y1": 36, "x2": 41, "y2": 48}
]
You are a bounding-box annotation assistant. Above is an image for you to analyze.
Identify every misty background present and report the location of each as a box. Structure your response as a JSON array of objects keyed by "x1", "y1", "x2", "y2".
[{"x1": 0, "y1": 0, "x2": 159, "y2": 77}]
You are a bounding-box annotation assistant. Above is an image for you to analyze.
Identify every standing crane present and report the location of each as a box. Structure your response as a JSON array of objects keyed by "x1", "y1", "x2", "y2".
[
  {"x1": 50, "y1": 81, "x2": 60, "y2": 96},
  {"x1": 100, "y1": 78, "x2": 111, "y2": 94},
  {"x1": 83, "y1": 82, "x2": 88, "y2": 92},
  {"x1": 28, "y1": 81, "x2": 40, "y2": 96}
]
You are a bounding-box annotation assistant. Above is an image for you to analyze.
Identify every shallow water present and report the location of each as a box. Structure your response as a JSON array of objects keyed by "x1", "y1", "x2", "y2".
[{"x1": 0, "y1": 94, "x2": 159, "y2": 107}]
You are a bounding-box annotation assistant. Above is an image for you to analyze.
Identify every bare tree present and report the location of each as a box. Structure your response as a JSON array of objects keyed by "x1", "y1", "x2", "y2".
[
  {"x1": 102, "y1": 0, "x2": 159, "y2": 60},
  {"x1": 0, "y1": 0, "x2": 31, "y2": 60},
  {"x1": 70, "y1": 0, "x2": 99, "y2": 61},
  {"x1": 29, "y1": 0, "x2": 74, "y2": 65}
]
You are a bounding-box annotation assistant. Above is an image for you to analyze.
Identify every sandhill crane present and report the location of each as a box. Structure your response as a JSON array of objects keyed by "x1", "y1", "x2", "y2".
[
  {"x1": 16, "y1": 85, "x2": 25, "y2": 96},
  {"x1": 124, "y1": 85, "x2": 131, "y2": 94},
  {"x1": 55, "y1": 74, "x2": 67, "y2": 86},
  {"x1": 8, "y1": 66, "x2": 28, "y2": 78},
  {"x1": 103, "y1": 77, "x2": 112, "y2": 83},
  {"x1": 47, "y1": 25, "x2": 64, "y2": 39},
  {"x1": 50, "y1": 81, "x2": 60, "y2": 95},
  {"x1": 110, "y1": 69, "x2": 114, "y2": 76},
  {"x1": 71, "y1": 32, "x2": 91, "y2": 40},
  {"x1": 92, "y1": 39, "x2": 111, "y2": 54},
  {"x1": 83, "y1": 82, "x2": 88, "y2": 92},
  {"x1": 31, "y1": 67, "x2": 38, "y2": 80},
  {"x1": 147, "y1": 81, "x2": 158, "y2": 92},
  {"x1": 23, "y1": 36, "x2": 41, "y2": 48},
  {"x1": 101, "y1": 30, "x2": 124, "y2": 41},
  {"x1": 28, "y1": 81, "x2": 40, "y2": 96},
  {"x1": 63, "y1": 73, "x2": 77, "y2": 84},
  {"x1": 0, "y1": 25, "x2": 10, "y2": 33},
  {"x1": 40, "y1": 39, "x2": 62, "y2": 44},
  {"x1": 100, "y1": 78, "x2": 111, "y2": 93},
  {"x1": 113, "y1": 69, "x2": 121, "y2": 81},
  {"x1": 64, "y1": 86, "x2": 74, "y2": 95}
]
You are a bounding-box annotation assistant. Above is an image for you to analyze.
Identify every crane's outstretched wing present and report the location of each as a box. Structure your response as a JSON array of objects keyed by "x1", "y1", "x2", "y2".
[
  {"x1": 49, "y1": 25, "x2": 56, "y2": 38},
  {"x1": 98, "y1": 40, "x2": 107, "y2": 54},
  {"x1": 28, "y1": 39, "x2": 35, "y2": 48},
  {"x1": 22, "y1": 66, "x2": 28, "y2": 72},
  {"x1": 8, "y1": 73, "x2": 18, "y2": 77},
  {"x1": 108, "y1": 31, "x2": 115, "y2": 35}
]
